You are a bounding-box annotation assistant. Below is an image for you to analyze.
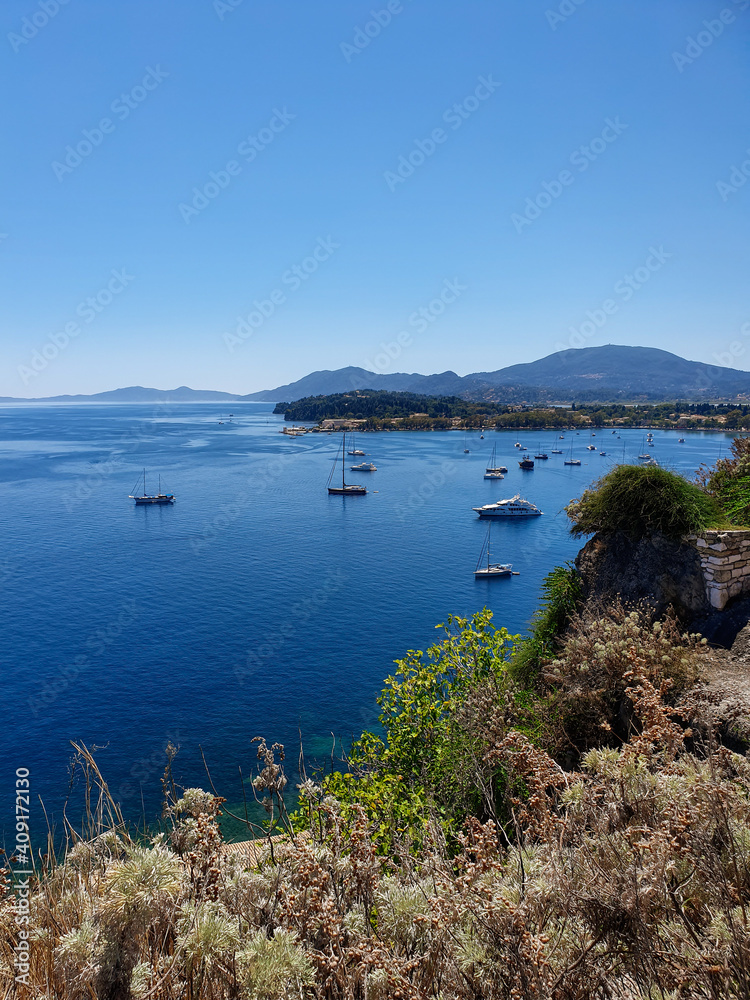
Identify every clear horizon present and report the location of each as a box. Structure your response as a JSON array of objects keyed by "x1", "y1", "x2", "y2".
[{"x1": 2, "y1": 1, "x2": 749, "y2": 396}]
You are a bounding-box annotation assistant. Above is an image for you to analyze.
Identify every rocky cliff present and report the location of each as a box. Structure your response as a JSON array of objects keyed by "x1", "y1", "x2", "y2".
[{"x1": 575, "y1": 531, "x2": 709, "y2": 620}]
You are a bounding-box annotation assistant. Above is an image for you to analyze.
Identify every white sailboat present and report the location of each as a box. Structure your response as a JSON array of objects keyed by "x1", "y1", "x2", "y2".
[
  {"x1": 329, "y1": 433, "x2": 367, "y2": 495},
  {"x1": 564, "y1": 442, "x2": 581, "y2": 466},
  {"x1": 474, "y1": 521, "x2": 512, "y2": 577},
  {"x1": 484, "y1": 444, "x2": 507, "y2": 478},
  {"x1": 347, "y1": 432, "x2": 365, "y2": 456}
]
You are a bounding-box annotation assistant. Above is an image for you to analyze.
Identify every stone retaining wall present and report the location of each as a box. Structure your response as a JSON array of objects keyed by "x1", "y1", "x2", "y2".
[{"x1": 688, "y1": 531, "x2": 750, "y2": 610}]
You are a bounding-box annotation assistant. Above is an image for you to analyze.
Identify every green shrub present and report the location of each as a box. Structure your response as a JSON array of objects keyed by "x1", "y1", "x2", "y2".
[
  {"x1": 314, "y1": 611, "x2": 537, "y2": 851},
  {"x1": 511, "y1": 564, "x2": 582, "y2": 685},
  {"x1": 566, "y1": 463, "x2": 719, "y2": 539},
  {"x1": 698, "y1": 436, "x2": 750, "y2": 526}
]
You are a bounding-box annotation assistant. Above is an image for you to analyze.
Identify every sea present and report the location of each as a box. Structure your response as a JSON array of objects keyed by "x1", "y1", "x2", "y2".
[{"x1": 0, "y1": 403, "x2": 733, "y2": 844}]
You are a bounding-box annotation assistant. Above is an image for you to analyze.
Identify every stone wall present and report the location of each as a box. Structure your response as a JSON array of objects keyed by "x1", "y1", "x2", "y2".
[{"x1": 688, "y1": 531, "x2": 750, "y2": 610}]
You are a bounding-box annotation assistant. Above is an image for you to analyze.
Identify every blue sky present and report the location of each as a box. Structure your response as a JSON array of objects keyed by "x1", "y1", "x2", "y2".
[{"x1": 1, "y1": 0, "x2": 749, "y2": 395}]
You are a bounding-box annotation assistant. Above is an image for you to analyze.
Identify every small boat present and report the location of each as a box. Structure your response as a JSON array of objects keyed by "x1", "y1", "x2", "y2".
[
  {"x1": 678, "y1": 438, "x2": 685, "y2": 443},
  {"x1": 329, "y1": 433, "x2": 367, "y2": 495},
  {"x1": 347, "y1": 433, "x2": 365, "y2": 456},
  {"x1": 350, "y1": 462, "x2": 376, "y2": 471},
  {"x1": 599, "y1": 451, "x2": 607, "y2": 456},
  {"x1": 550, "y1": 448, "x2": 563, "y2": 454},
  {"x1": 534, "y1": 450, "x2": 548, "y2": 460},
  {"x1": 473, "y1": 495, "x2": 542, "y2": 518},
  {"x1": 559, "y1": 435, "x2": 565, "y2": 439},
  {"x1": 514, "y1": 442, "x2": 522, "y2": 448},
  {"x1": 485, "y1": 444, "x2": 507, "y2": 476},
  {"x1": 519, "y1": 455, "x2": 534, "y2": 470},
  {"x1": 474, "y1": 522, "x2": 512, "y2": 578},
  {"x1": 586, "y1": 444, "x2": 597, "y2": 451},
  {"x1": 463, "y1": 431, "x2": 470, "y2": 454},
  {"x1": 638, "y1": 453, "x2": 651, "y2": 460},
  {"x1": 129, "y1": 469, "x2": 175, "y2": 505},
  {"x1": 564, "y1": 444, "x2": 581, "y2": 466}
]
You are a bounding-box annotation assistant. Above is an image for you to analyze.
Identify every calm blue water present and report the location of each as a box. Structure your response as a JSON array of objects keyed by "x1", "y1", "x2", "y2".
[{"x1": 0, "y1": 404, "x2": 732, "y2": 843}]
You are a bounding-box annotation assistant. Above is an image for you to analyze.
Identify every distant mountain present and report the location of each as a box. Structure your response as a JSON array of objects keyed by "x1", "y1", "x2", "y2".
[
  {"x1": 0, "y1": 385, "x2": 242, "y2": 403},
  {"x1": 240, "y1": 367, "x2": 427, "y2": 401},
  {"x1": 245, "y1": 346, "x2": 750, "y2": 404},
  {"x1": 4, "y1": 346, "x2": 750, "y2": 405},
  {"x1": 475, "y1": 345, "x2": 750, "y2": 401}
]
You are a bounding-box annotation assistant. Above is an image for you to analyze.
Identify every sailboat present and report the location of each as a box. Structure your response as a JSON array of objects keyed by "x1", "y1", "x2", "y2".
[
  {"x1": 329, "y1": 434, "x2": 367, "y2": 495},
  {"x1": 347, "y1": 432, "x2": 365, "y2": 456},
  {"x1": 564, "y1": 443, "x2": 581, "y2": 466},
  {"x1": 474, "y1": 521, "x2": 512, "y2": 577},
  {"x1": 129, "y1": 469, "x2": 175, "y2": 505},
  {"x1": 534, "y1": 442, "x2": 548, "y2": 460},
  {"x1": 484, "y1": 444, "x2": 507, "y2": 478},
  {"x1": 463, "y1": 432, "x2": 470, "y2": 453}
]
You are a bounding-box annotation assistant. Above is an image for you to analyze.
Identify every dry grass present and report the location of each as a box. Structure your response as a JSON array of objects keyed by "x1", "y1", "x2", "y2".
[{"x1": 4, "y1": 620, "x2": 750, "y2": 998}]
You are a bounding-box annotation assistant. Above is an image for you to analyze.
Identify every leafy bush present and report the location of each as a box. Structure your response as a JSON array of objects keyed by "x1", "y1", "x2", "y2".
[
  {"x1": 566, "y1": 463, "x2": 720, "y2": 538},
  {"x1": 314, "y1": 611, "x2": 560, "y2": 851},
  {"x1": 510, "y1": 564, "x2": 582, "y2": 685},
  {"x1": 698, "y1": 436, "x2": 750, "y2": 526}
]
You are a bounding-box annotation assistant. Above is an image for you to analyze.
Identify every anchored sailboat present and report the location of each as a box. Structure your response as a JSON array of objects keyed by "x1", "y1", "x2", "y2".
[
  {"x1": 328, "y1": 433, "x2": 367, "y2": 495},
  {"x1": 347, "y1": 433, "x2": 365, "y2": 456},
  {"x1": 129, "y1": 469, "x2": 175, "y2": 505},
  {"x1": 474, "y1": 521, "x2": 513, "y2": 577},
  {"x1": 484, "y1": 444, "x2": 507, "y2": 479}
]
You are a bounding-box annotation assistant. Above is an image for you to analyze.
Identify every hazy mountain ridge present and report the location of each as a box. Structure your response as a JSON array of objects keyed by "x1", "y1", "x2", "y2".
[{"x1": 3, "y1": 346, "x2": 749, "y2": 404}]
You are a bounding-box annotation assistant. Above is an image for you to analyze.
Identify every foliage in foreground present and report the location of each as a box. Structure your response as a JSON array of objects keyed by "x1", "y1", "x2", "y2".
[
  {"x1": 698, "y1": 435, "x2": 750, "y2": 527},
  {"x1": 566, "y1": 463, "x2": 720, "y2": 539},
  {"x1": 4, "y1": 608, "x2": 750, "y2": 999},
  {"x1": 510, "y1": 563, "x2": 582, "y2": 685}
]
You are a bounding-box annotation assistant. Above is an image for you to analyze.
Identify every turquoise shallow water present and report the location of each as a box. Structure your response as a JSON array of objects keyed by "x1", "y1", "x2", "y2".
[{"x1": 0, "y1": 403, "x2": 732, "y2": 842}]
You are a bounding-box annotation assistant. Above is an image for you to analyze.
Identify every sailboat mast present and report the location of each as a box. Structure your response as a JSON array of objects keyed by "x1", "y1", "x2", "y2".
[{"x1": 342, "y1": 433, "x2": 345, "y2": 489}]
